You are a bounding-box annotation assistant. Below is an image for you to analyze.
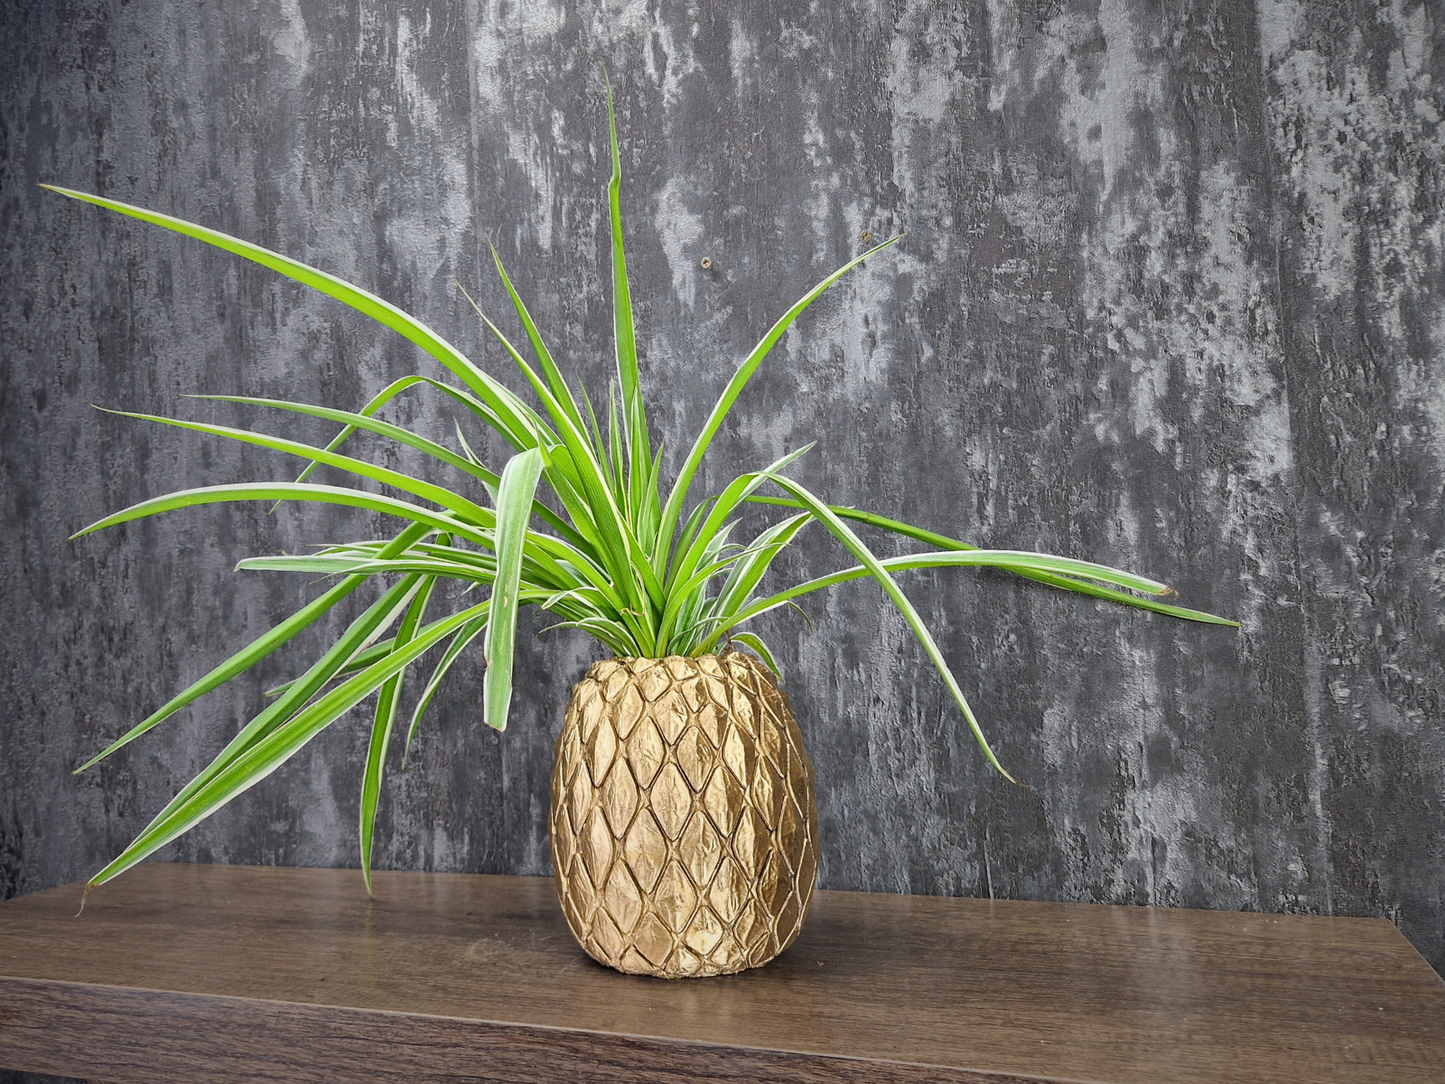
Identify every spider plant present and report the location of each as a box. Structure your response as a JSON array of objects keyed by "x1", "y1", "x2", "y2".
[{"x1": 50, "y1": 88, "x2": 1235, "y2": 895}]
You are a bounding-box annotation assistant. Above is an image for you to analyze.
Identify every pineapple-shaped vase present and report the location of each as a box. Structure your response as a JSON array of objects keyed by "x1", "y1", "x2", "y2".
[{"x1": 549, "y1": 652, "x2": 819, "y2": 978}]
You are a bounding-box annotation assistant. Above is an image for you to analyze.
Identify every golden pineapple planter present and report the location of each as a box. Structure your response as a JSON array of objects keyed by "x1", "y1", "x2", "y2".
[{"x1": 550, "y1": 652, "x2": 818, "y2": 978}]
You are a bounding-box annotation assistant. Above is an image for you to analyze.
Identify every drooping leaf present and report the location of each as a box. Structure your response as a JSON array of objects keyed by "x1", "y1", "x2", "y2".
[
  {"x1": 73, "y1": 521, "x2": 435, "y2": 773},
  {"x1": 360, "y1": 573, "x2": 436, "y2": 893},
  {"x1": 198, "y1": 391, "x2": 585, "y2": 548},
  {"x1": 100, "y1": 408, "x2": 497, "y2": 528},
  {"x1": 744, "y1": 496, "x2": 1238, "y2": 626},
  {"x1": 131, "y1": 572, "x2": 431, "y2": 852},
  {"x1": 483, "y1": 448, "x2": 546, "y2": 731},
  {"x1": 751, "y1": 472, "x2": 1020, "y2": 782},
  {"x1": 730, "y1": 632, "x2": 782, "y2": 680},
  {"x1": 89, "y1": 600, "x2": 494, "y2": 888},
  {"x1": 701, "y1": 546, "x2": 1188, "y2": 652}
]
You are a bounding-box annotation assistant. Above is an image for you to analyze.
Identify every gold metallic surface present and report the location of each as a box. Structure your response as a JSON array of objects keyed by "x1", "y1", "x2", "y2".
[{"x1": 550, "y1": 652, "x2": 819, "y2": 978}]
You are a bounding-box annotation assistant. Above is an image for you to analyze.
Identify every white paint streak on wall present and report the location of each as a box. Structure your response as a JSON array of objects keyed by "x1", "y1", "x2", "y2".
[
  {"x1": 655, "y1": 175, "x2": 705, "y2": 310},
  {"x1": 391, "y1": 14, "x2": 472, "y2": 299},
  {"x1": 266, "y1": 0, "x2": 312, "y2": 70}
]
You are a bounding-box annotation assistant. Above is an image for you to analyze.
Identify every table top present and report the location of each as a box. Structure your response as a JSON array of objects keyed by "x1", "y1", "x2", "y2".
[{"x1": 0, "y1": 863, "x2": 1441, "y2": 1084}]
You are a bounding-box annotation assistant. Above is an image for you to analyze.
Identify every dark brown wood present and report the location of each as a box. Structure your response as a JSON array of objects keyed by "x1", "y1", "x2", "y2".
[{"x1": 0, "y1": 865, "x2": 1441, "y2": 1084}]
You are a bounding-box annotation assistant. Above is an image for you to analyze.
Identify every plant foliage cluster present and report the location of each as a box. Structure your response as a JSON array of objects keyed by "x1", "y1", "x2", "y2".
[{"x1": 50, "y1": 87, "x2": 1234, "y2": 893}]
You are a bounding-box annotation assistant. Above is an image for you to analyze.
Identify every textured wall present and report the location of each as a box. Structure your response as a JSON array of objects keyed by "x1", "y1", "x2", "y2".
[{"x1": 2, "y1": 5, "x2": 1443, "y2": 1053}]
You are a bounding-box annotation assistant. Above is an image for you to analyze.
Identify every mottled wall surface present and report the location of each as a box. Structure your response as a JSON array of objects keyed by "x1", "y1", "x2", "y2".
[{"x1": 2, "y1": 2, "x2": 1443, "y2": 1047}]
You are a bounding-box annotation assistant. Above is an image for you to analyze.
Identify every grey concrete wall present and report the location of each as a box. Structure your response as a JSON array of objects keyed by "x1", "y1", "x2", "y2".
[{"x1": 2, "y1": 9, "x2": 1442, "y2": 1071}]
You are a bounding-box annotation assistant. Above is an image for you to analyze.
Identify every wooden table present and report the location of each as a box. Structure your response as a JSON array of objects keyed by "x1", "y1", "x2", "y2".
[{"x1": 0, "y1": 864, "x2": 1441, "y2": 1083}]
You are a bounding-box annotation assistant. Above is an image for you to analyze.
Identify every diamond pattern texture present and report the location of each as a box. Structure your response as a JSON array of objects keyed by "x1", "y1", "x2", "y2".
[{"x1": 550, "y1": 652, "x2": 819, "y2": 978}]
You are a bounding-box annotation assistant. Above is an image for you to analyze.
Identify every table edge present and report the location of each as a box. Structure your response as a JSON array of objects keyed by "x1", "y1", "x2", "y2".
[{"x1": 0, "y1": 973, "x2": 1092, "y2": 1084}]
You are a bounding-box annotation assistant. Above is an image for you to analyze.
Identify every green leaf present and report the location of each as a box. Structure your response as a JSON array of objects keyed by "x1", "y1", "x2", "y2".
[
  {"x1": 360, "y1": 574, "x2": 436, "y2": 893},
  {"x1": 72, "y1": 480, "x2": 495, "y2": 548},
  {"x1": 654, "y1": 235, "x2": 903, "y2": 568},
  {"x1": 603, "y1": 74, "x2": 653, "y2": 520},
  {"x1": 133, "y1": 572, "x2": 430, "y2": 850},
  {"x1": 200, "y1": 390, "x2": 583, "y2": 549},
  {"x1": 101, "y1": 407, "x2": 500, "y2": 529},
  {"x1": 702, "y1": 547, "x2": 1197, "y2": 652},
  {"x1": 483, "y1": 448, "x2": 546, "y2": 732},
  {"x1": 488, "y1": 244, "x2": 588, "y2": 439},
  {"x1": 664, "y1": 444, "x2": 814, "y2": 593},
  {"x1": 88, "y1": 600, "x2": 493, "y2": 888},
  {"x1": 743, "y1": 473, "x2": 1020, "y2": 782},
  {"x1": 73, "y1": 521, "x2": 434, "y2": 773},
  {"x1": 237, "y1": 554, "x2": 493, "y2": 580},
  {"x1": 538, "y1": 615, "x2": 638, "y2": 658},
  {"x1": 456, "y1": 273, "x2": 666, "y2": 634},
  {"x1": 666, "y1": 520, "x2": 741, "y2": 654},
  {"x1": 730, "y1": 632, "x2": 782, "y2": 680},
  {"x1": 578, "y1": 382, "x2": 610, "y2": 473},
  {"x1": 606, "y1": 381, "x2": 626, "y2": 504},
  {"x1": 72, "y1": 474, "x2": 602, "y2": 597},
  {"x1": 658, "y1": 507, "x2": 807, "y2": 654},
  {"x1": 265, "y1": 374, "x2": 436, "y2": 511},
  {"x1": 458, "y1": 289, "x2": 661, "y2": 624},
  {"x1": 264, "y1": 636, "x2": 397, "y2": 698},
  {"x1": 42, "y1": 186, "x2": 542, "y2": 444},
  {"x1": 403, "y1": 609, "x2": 489, "y2": 768},
  {"x1": 653, "y1": 445, "x2": 813, "y2": 652},
  {"x1": 743, "y1": 496, "x2": 1239, "y2": 626},
  {"x1": 708, "y1": 512, "x2": 814, "y2": 636},
  {"x1": 71, "y1": 476, "x2": 586, "y2": 595},
  {"x1": 639, "y1": 440, "x2": 666, "y2": 557},
  {"x1": 671, "y1": 496, "x2": 718, "y2": 581}
]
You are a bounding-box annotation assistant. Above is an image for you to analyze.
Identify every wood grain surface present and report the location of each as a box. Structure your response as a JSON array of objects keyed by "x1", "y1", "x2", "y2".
[{"x1": 0, "y1": 864, "x2": 1441, "y2": 1083}]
